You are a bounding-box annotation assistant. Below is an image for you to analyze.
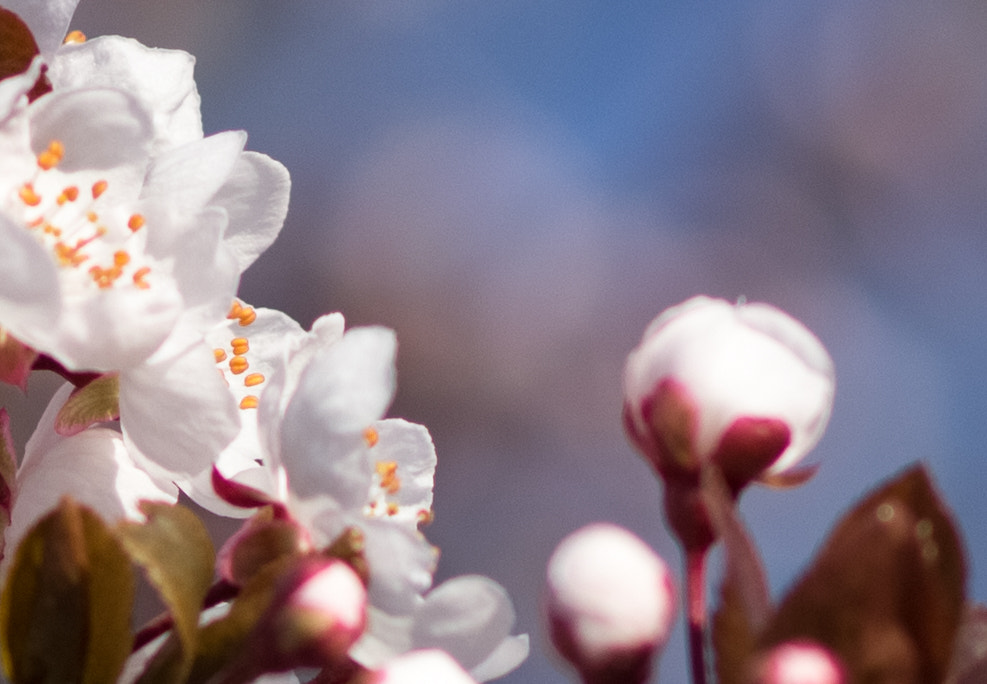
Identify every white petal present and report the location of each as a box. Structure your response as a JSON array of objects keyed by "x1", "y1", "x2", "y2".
[
  {"x1": 120, "y1": 339, "x2": 239, "y2": 483},
  {"x1": 140, "y1": 131, "x2": 246, "y2": 254},
  {"x1": 0, "y1": 214, "x2": 61, "y2": 339},
  {"x1": 370, "y1": 419, "x2": 436, "y2": 514},
  {"x1": 28, "y1": 88, "x2": 153, "y2": 199},
  {"x1": 287, "y1": 326, "x2": 397, "y2": 435},
  {"x1": 358, "y1": 521, "x2": 437, "y2": 615},
  {"x1": 168, "y1": 207, "x2": 239, "y2": 330},
  {"x1": 212, "y1": 151, "x2": 290, "y2": 273},
  {"x1": 7, "y1": 386, "x2": 176, "y2": 570},
  {"x1": 49, "y1": 35, "x2": 202, "y2": 152},
  {"x1": 51, "y1": 272, "x2": 183, "y2": 371},
  {"x1": 468, "y1": 635, "x2": 530, "y2": 682},
  {"x1": 411, "y1": 576, "x2": 518, "y2": 673}
]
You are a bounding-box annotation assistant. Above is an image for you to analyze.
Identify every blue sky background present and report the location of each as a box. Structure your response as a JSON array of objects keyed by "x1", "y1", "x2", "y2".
[{"x1": 18, "y1": 1, "x2": 987, "y2": 681}]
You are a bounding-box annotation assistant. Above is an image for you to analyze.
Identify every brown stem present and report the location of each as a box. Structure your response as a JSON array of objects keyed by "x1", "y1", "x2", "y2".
[
  {"x1": 686, "y1": 549, "x2": 709, "y2": 684},
  {"x1": 132, "y1": 579, "x2": 240, "y2": 651}
]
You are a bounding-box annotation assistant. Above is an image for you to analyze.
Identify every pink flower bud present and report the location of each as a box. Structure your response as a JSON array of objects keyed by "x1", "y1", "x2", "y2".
[
  {"x1": 752, "y1": 641, "x2": 847, "y2": 684},
  {"x1": 623, "y1": 296, "x2": 834, "y2": 489},
  {"x1": 367, "y1": 649, "x2": 478, "y2": 683},
  {"x1": 228, "y1": 557, "x2": 367, "y2": 678},
  {"x1": 545, "y1": 523, "x2": 676, "y2": 684}
]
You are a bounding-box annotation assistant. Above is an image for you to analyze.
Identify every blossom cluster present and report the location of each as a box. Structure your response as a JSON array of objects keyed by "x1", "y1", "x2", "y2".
[{"x1": 0, "y1": 2, "x2": 527, "y2": 682}]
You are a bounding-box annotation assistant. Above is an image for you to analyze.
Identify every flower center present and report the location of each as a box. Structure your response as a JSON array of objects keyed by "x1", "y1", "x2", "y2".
[
  {"x1": 17, "y1": 139, "x2": 152, "y2": 291},
  {"x1": 213, "y1": 300, "x2": 265, "y2": 410}
]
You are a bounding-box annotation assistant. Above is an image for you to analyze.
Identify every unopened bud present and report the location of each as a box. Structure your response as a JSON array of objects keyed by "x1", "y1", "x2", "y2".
[
  {"x1": 364, "y1": 649, "x2": 477, "y2": 683},
  {"x1": 227, "y1": 557, "x2": 367, "y2": 679},
  {"x1": 752, "y1": 641, "x2": 847, "y2": 684},
  {"x1": 623, "y1": 296, "x2": 834, "y2": 489},
  {"x1": 545, "y1": 524, "x2": 676, "y2": 684}
]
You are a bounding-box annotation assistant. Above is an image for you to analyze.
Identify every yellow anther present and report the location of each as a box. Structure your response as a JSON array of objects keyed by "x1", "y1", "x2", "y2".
[
  {"x1": 128, "y1": 214, "x2": 145, "y2": 232},
  {"x1": 228, "y1": 301, "x2": 243, "y2": 319},
  {"x1": 113, "y1": 251, "x2": 130, "y2": 267},
  {"x1": 239, "y1": 395, "x2": 259, "y2": 409},
  {"x1": 19, "y1": 183, "x2": 41, "y2": 206},
  {"x1": 231, "y1": 337, "x2": 249, "y2": 355},
  {"x1": 244, "y1": 373, "x2": 265, "y2": 387},
  {"x1": 86, "y1": 211, "x2": 98, "y2": 223},
  {"x1": 417, "y1": 509, "x2": 435, "y2": 526},
  {"x1": 132, "y1": 266, "x2": 151, "y2": 289},
  {"x1": 213, "y1": 348, "x2": 228, "y2": 363},
  {"x1": 91, "y1": 180, "x2": 108, "y2": 199},
  {"x1": 229, "y1": 356, "x2": 249, "y2": 374},
  {"x1": 63, "y1": 30, "x2": 86, "y2": 44},
  {"x1": 375, "y1": 461, "x2": 401, "y2": 494},
  {"x1": 37, "y1": 140, "x2": 64, "y2": 170},
  {"x1": 56, "y1": 186, "x2": 79, "y2": 205},
  {"x1": 363, "y1": 427, "x2": 379, "y2": 448},
  {"x1": 237, "y1": 307, "x2": 257, "y2": 326}
]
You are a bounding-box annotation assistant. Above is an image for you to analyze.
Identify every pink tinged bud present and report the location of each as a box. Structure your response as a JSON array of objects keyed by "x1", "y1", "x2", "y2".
[
  {"x1": 369, "y1": 649, "x2": 478, "y2": 683},
  {"x1": 753, "y1": 642, "x2": 847, "y2": 684},
  {"x1": 281, "y1": 560, "x2": 367, "y2": 660},
  {"x1": 232, "y1": 558, "x2": 368, "y2": 678},
  {"x1": 623, "y1": 296, "x2": 834, "y2": 486},
  {"x1": 545, "y1": 524, "x2": 676, "y2": 684}
]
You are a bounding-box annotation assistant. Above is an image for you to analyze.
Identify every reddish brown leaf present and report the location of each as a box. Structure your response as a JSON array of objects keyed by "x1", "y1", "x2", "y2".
[{"x1": 758, "y1": 465, "x2": 966, "y2": 684}]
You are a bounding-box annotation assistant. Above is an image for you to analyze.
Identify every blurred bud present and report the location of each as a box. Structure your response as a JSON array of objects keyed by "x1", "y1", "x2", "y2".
[
  {"x1": 545, "y1": 523, "x2": 676, "y2": 684},
  {"x1": 231, "y1": 557, "x2": 367, "y2": 678},
  {"x1": 216, "y1": 507, "x2": 313, "y2": 586},
  {"x1": 362, "y1": 649, "x2": 478, "y2": 683},
  {"x1": 752, "y1": 641, "x2": 847, "y2": 684},
  {"x1": 623, "y1": 296, "x2": 834, "y2": 488}
]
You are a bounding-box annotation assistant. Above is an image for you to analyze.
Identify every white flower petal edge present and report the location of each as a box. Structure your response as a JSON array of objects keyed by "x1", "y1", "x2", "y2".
[
  {"x1": 352, "y1": 576, "x2": 528, "y2": 683},
  {"x1": 49, "y1": 35, "x2": 203, "y2": 153},
  {"x1": 1, "y1": 0, "x2": 80, "y2": 58},
  {"x1": 4, "y1": 383, "x2": 177, "y2": 575}
]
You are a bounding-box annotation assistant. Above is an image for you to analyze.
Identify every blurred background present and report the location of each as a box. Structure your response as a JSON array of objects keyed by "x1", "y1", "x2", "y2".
[{"x1": 7, "y1": 1, "x2": 987, "y2": 681}]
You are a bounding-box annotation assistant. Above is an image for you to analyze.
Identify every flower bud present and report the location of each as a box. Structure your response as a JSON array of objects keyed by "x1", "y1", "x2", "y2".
[
  {"x1": 545, "y1": 523, "x2": 676, "y2": 684},
  {"x1": 363, "y1": 649, "x2": 478, "y2": 683},
  {"x1": 751, "y1": 641, "x2": 847, "y2": 684},
  {"x1": 227, "y1": 557, "x2": 367, "y2": 679},
  {"x1": 623, "y1": 296, "x2": 834, "y2": 490}
]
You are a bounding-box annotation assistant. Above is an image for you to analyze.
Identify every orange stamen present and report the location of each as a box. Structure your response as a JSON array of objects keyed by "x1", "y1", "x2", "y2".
[
  {"x1": 213, "y1": 348, "x2": 228, "y2": 363},
  {"x1": 229, "y1": 356, "x2": 249, "y2": 374},
  {"x1": 19, "y1": 184, "x2": 41, "y2": 206},
  {"x1": 239, "y1": 395, "x2": 259, "y2": 409},
  {"x1": 244, "y1": 373, "x2": 265, "y2": 387}
]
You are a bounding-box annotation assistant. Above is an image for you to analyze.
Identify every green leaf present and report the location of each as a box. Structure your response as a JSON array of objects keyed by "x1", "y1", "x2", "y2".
[
  {"x1": 118, "y1": 502, "x2": 215, "y2": 681},
  {"x1": 55, "y1": 373, "x2": 120, "y2": 436},
  {"x1": 703, "y1": 466, "x2": 772, "y2": 684},
  {"x1": 181, "y1": 556, "x2": 291, "y2": 684},
  {"x1": 0, "y1": 328, "x2": 37, "y2": 391},
  {"x1": 759, "y1": 464, "x2": 966, "y2": 683},
  {"x1": 0, "y1": 410, "x2": 18, "y2": 563},
  {"x1": 0, "y1": 497, "x2": 134, "y2": 684}
]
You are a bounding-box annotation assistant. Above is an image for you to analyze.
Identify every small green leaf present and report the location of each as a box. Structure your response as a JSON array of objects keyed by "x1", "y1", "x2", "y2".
[
  {"x1": 759, "y1": 464, "x2": 966, "y2": 683},
  {"x1": 118, "y1": 502, "x2": 215, "y2": 680},
  {"x1": 55, "y1": 373, "x2": 120, "y2": 436},
  {"x1": 0, "y1": 328, "x2": 37, "y2": 391},
  {"x1": 0, "y1": 497, "x2": 134, "y2": 684}
]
